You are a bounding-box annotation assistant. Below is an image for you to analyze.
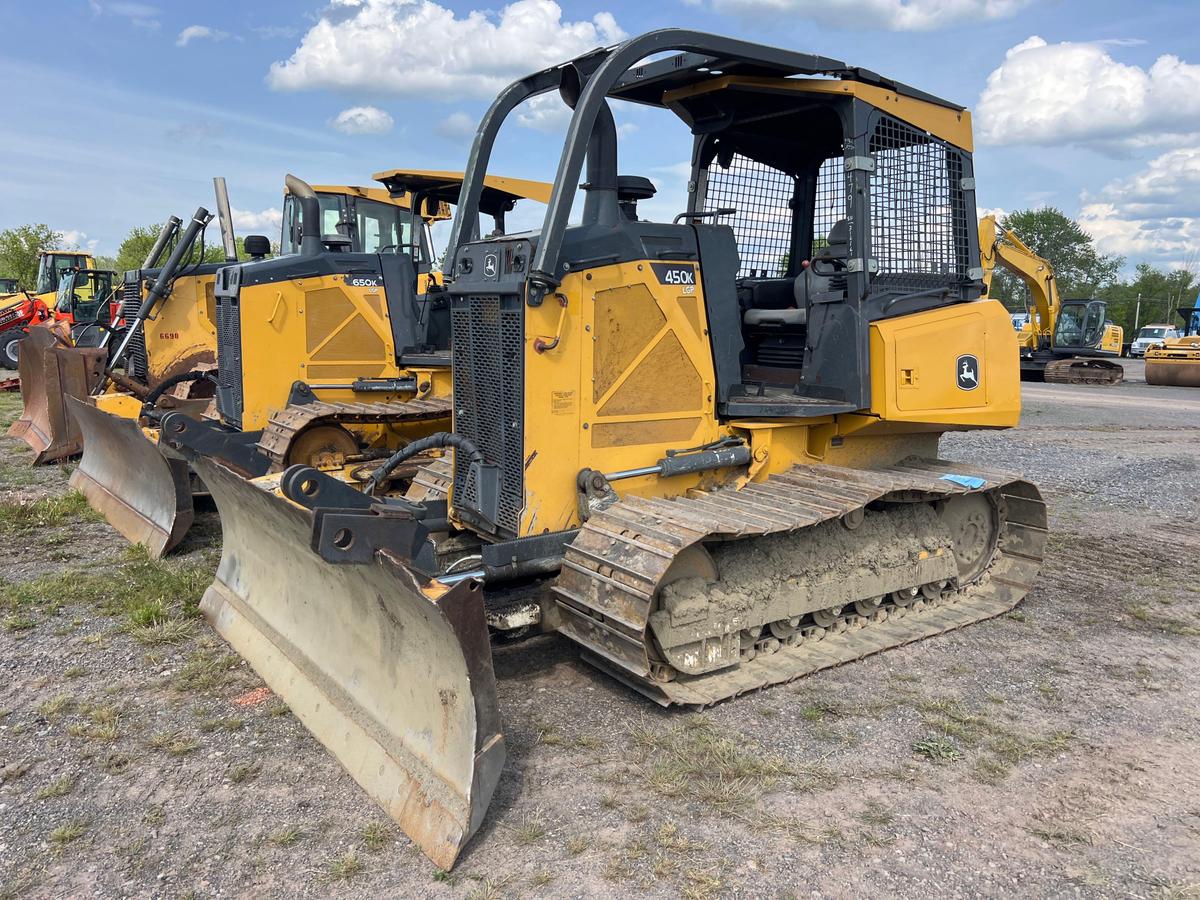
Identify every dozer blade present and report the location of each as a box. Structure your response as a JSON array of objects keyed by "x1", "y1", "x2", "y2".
[
  {"x1": 190, "y1": 455, "x2": 504, "y2": 869},
  {"x1": 7, "y1": 328, "x2": 106, "y2": 464},
  {"x1": 65, "y1": 396, "x2": 194, "y2": 558}
]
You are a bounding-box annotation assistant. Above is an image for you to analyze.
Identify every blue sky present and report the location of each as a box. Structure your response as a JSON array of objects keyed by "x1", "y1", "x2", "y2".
[{"x1": 2, "y1": 0, "x2": 1198, "y2": 272}]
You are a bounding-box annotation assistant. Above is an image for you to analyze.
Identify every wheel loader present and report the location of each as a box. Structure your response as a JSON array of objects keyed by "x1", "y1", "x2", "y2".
[
  {"x1": 176, "y1": 31, "x2": 1048, "y2": 869},
  {"x1": 978, "y1": 215, "x2": 1124, "y2": 385},
  {"x1": 66, "y1": 171, "x2": 551, "y2": 557},
  {"x1": 1144, "y1": 304, "x2": 1200, "y2": 387}
]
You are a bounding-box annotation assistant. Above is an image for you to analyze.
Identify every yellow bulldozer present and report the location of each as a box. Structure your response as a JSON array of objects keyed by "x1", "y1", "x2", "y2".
[
  {"x1": 66, "y1": 172, "x2": 550, "y2": 557},
  {"x1": 978, "y1": 215, "x2": 1124, "y2": 384},
  {"x1": 173, "y1": 31, "x2": 1047, "y2": 868},
  {"x1": 1144, "y1": 305, "x2": 1200, "y2": 387}
]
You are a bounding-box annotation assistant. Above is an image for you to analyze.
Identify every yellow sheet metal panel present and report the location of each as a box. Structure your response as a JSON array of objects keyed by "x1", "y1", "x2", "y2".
[
  {"x1": 662, "y1": 76, "x2": 973, "y2": 151},
  {"x1": 237, "y1": 274, "x2": 400, "y2": 431},
  {"x1": 869, "y1": 299, "x2": 1019, "y2": 428},
  {"x1": 94, "y1": 391, "x2": 143, "y2": 419},
  {"x1": 144, "y1": 273, "x2": 218, "y2": 386},
  {"x1": 519, "y1": 261, "x2": 720, "y2": 536}
]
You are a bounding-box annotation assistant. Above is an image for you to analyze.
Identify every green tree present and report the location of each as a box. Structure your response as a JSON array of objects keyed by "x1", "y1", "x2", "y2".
[
  {"x1": 1099, "y1": 262, "x2": 1197, "y2": 336},
  {"x1": 114, "y1": 221, "x2": 247, "y2": 273},
  {"x1": 1002, "y1": 208, "x2": 1123, "y2": 296},
  {"x1": 0, "y1": 224, "x2": 62, "y2": 289}
]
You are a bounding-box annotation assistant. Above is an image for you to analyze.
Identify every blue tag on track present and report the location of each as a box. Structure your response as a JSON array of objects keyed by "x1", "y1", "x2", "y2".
[{"x1": 939, "y1": 474, "x2": 986, "y2": 489}]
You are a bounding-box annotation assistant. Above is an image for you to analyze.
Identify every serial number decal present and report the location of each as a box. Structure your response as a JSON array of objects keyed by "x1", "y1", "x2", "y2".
[
  {"x1": 650, "y1": 263, "x2": 697, "y2": 289},
  {"x1": 158, "y1": 332, "x2": 180, "y2": 340},
  {"x1": 551, "y1": 389, "x2": 576, "y2": 415},
  {"x1": 347, "y1": 276, "x2": 382, "y2": 288}
]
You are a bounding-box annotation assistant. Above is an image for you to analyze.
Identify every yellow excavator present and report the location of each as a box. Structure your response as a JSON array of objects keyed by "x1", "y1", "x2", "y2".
[
  {"x1": 1144, "y1": 304, "x2": 1200, "y2": 387},
  {"x1": 978, "y1": 215, "x2": 1124, "y2": 384},
  {"x1": 66, "y1": 171, "x2": 550, "y2": 557},
  {"x1": 176, "y1": 31, "x2": 1047, "y2": 868}
]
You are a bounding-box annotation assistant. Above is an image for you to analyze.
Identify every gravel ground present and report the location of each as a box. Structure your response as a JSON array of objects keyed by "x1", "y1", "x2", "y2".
[{"x1": 2, "y1": 362, "x2": 1200, "y2": 899}]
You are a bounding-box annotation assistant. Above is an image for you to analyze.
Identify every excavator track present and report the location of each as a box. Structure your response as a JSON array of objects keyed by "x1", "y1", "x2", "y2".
[
  {"x1": 553, "y1": 458, "x2": 1046, "y2": 708},
  {"x1": 257, "y1": 398, "x2": 452, "y2": 470},
  {"x1": 1043, "y1": 358, "x2": 1123, "y2": 385}
]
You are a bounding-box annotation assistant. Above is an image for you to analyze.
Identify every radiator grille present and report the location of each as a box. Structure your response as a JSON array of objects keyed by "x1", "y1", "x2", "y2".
[
  {"x1": 451, "y1": 294, "x2": 524, "y2": 538},
  {"x1": 214, "y1": 284, "x2": 244, "y2": 428},
  {"x1": 120, "y1": 277, "x2": 148, "y2": 382}
]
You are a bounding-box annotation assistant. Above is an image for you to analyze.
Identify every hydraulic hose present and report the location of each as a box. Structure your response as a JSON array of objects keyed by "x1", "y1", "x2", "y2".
[
  {"x1": 141, "y1": 370, "x2": 216, "y2": 411},
  {"x1": 365, "y1": 432, "x2": 484, "y2": 496}
]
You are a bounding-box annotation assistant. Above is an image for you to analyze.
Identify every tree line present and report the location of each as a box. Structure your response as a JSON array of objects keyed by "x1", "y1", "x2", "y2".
[
  {"x1": 986, "y1": 207, "x2": 1197, "y2": 337},
  {"x1": 0, "y1": 221, "x2": 254, "y2": 290}
]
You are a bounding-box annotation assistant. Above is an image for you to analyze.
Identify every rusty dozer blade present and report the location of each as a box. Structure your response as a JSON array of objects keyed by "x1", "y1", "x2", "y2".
[
  {"x1": 7, "y1": 327, "x2": 106, "y2": 464},
  {"x1": 190, "y1": 455, "x2": 504, "y2": 869},
  {"x1": 65, "y1": 395, "x2": 194, "y2": 558}
]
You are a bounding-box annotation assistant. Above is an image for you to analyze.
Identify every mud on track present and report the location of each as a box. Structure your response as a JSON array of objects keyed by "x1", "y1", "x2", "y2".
[{"x1": 2, "y1": 370, "x2": 1199, "y2": 899}]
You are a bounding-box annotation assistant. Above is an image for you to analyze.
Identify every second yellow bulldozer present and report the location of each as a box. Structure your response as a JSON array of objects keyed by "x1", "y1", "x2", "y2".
[
  {"x1": 1144, "y1": 304, "x2": 1200, "y2": 387},
  {"x1": 177, "y1": 31, "x2": 1048, "y2": 869}
]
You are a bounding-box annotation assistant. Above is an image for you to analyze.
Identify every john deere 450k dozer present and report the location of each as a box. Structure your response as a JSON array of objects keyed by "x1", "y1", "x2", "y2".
[
  {"x1": 178, "y1": 31, "x2": 1048, "y2": 868},
  {"x1": 69, "y1": 171, "x2": 550, "y2": 557}
]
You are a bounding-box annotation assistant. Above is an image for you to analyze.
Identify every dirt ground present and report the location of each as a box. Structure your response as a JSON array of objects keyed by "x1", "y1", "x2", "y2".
[{"x1": 2, "y1": 360, "x2": 1199, "y2": 900}]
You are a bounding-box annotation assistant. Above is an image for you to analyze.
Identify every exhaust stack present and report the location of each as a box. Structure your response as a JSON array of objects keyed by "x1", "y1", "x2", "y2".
[{"x1": 213, "y1": 177, "x2": 238, "y2": 263}]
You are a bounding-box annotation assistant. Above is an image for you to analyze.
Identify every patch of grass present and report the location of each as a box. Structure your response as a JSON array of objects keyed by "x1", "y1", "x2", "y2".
[
  {"x1": 35, "y1": 775, "x2": 76, "y2": 799},
  {"x1": 3, "y1": 614, "x2": 36, "y2": 632},
  {"x1": 49, "y1": 819, "x2": 88, "y2": 845},
  {"x1": 149, "y1": 731, "x2": 200, "y2": 756},
  {"x1": 534, "y1": 721, "x2": 563, "y2": 746},
  {"x1": 511, "y1": 815, "x2": 547, "y2": 846},
  {"x1": 199, "y1": 716, "x2": 244, "y2": 734},
  {"x1": 172, "y1": 649, "x2": 240, "y2": 693},
  {"x1": 431, "y1": 869, "x2": 454, "y2": 884},
  {"x1": 681, "y1": 867, "x2": 723, "y2": 900},
  {"x1": 360, "y1": 821, "x2": 392, "y2": 852},
  {"x1": 1030, "y1": 823, "x2": 1093, "y2": 848},
  {"x1": 268, "y1": 826, "x2": 303, "y2": 848},
  {"x1": 798, "y1": 697, "x2": 843, "y2": 722},
  {"x1": 857, "y1": 801, "x2": 894, "y2": 827},
  {"x1": 599, "y1": 793, "x2": 620, "y2": 811},
  {"x1": 465, "y1": 876, "x2": 511, "y2": 900},
  {"x1": 265, "y1": 699, "x2": 290, "y2": 717},
  {"x1": 64, "y1": 666, "x2": 86, "y2": 679},
  {"x1": 143, "y1": 805, "x2": 165, "y2": 825},
  {"x1": 565, "y1": 835, "x2": 590, "y2": 856},
  {"x1": 0, "y1": 490, "x2": 99, "y2": 534},
  {"x1": 328, "y1": 851, "x2": 364, "y2": 880},
  {"x1": 38, "y1": 693, "x2": 74, "y2": 722},
  {"x1": 529, "y1": 871, "x2": 554, "y2": 888},
  {"x1": 635, "y1": 715, "x2": 792, "y2": 809},
  {"x1": 131, "y1": 619, "x2": 196, "y2": 645},
  {"x1": 228, "y1": 763, "x2": 259, "y2": 784},
  {"x1": 912, "y1": 735, "x2": 963, "y2": 764},
  {"x1": 100, "y1": 752, "x2": 130, "y2": 775}
]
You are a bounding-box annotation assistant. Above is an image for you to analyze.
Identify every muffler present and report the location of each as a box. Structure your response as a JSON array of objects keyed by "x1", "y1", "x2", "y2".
[
  {"x1": 66, "y1": 395, "x2": 194, "y2": 557},
  {"x1": 191, "y1": 454, "x2": 504, "y2": 869}
]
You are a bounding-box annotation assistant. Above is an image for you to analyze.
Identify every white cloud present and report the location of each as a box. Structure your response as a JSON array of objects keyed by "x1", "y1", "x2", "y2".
[
  {"x1": 977, "y1": 37, "x2": 1200, "y2": 148},
  {"x1": 435, "y1": 112, "x2": 476, "y2": 141},
  {"x1": 330, "y1": 105, "x2": 395, "y2": 135},
  {"x1": 59, "y1": 230, "x2": 101, "y2": 253},
  {"x1": 515, "y1": 94, "x2": 573, "y2": 133},
  {"x1": 90, "y1": 1, "x2": 160, "y2": 30},
  {"x1": 177, "y1": 25, "x2": 230, "y2": 47},
  {"x1": 709, "y1": 0, "x2": 1029, "y2": 30},
  {"x1": 267, "y1": 0, "x2": 625, "y2": 100},
  {"x1": 230, "y1": 207, "x2": 283, "y2": 235},
  {"x1": 1076, "y1": 148, "x2": 1200, "y2": 263}
]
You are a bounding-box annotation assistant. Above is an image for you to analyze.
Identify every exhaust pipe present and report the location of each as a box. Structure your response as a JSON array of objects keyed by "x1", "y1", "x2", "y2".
[
  {"x1": 213, "y1": 177, "x2": 238, "y2": 263},
  {"x1": 285, "y1": 174, "x2": 323, "y2": 257},
  {"x1": 107, "y1": 206, "x2": 212, "y2": 374}
]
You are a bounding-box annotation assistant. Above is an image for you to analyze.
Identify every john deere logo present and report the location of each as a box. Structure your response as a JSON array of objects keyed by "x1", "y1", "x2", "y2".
[
  {"x1": 956, "y1": 354, "x2": 980, "y2": 391},
  {"x1": 483, "y1": 253, "x2": 499, "y2": 279}
]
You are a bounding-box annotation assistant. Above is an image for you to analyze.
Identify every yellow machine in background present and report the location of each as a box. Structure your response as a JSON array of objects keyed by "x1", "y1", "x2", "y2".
[
  {"x1": 183, "y1": 32, "x2": 1047, "y2": 868},
  {"x1": 1145, "y1": 306, "x2": 1200, "y2": 387},
  {"x1": 69, "y1": 171, "x2": 550, "y2": 557},
  {"x1": 979, "y1": 215, "x2": 1124, "y2": 384}
]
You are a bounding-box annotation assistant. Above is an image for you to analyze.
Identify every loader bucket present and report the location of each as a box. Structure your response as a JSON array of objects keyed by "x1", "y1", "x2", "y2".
[
  {"x1": 65, "y1": 396, "x2": 194, "y2": 558},
  {"x1": 190, "y1": 455, "x2": 504, "y2": 869},
  {"x1": 8, "y1": 327, "x2": 106, "y2": 464}
]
